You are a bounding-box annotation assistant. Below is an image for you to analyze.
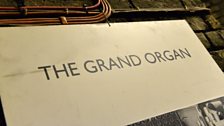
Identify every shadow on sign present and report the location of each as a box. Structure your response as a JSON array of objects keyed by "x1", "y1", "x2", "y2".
[{"x1": 0, "y1": 97, "x2": 6, "y2": 126}]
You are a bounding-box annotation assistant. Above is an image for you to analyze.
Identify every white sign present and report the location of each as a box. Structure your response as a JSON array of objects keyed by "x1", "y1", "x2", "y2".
[{"x1": 0, "y1": 20, "x2": 223, "y2": 126}]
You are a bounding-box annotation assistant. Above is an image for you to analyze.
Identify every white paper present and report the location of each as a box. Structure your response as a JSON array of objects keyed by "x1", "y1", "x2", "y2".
[{"x1": 0, "y1": 20, "x2": 223, "y2": 126}]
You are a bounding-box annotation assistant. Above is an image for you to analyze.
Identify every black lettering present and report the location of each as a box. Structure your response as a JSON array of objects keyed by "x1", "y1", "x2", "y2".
[
  {"x1": 84, "y1": 60, "x2": 98, "y2": 73},
  {"x1": 145, "y1": 53, "x2": 157, "y2": 63},
  {"x1": 53, "y1": 64, "x2": 69, "y2": 79},
  {"x1": 163, "y1": 50, "x2": 174, "y2": 61},
  {"x1": 38, "y1": 65, "x2": 51, "y2": 80},
  {"x1": 129, "y1": 55, "x2": 141, "y2": 66},
  {"x1": 155, "y1": 52, "x2": 166, "y2": 62},
  {"x1": 109, "y1": 58, "x2": 121, "y2": 70},
  {"x1": 67, "y1": 62, "x2": 80, "y2": 76},
  {"x1": 179, "y1": 48, "x2": 191, "y2": 58},
  {"x1": 173, "y1": 49, "x2": 183, "y2": 59},
  {"x1": 96, "y1": 59, "x2": 109, "y2": 71},
  {"x1": 117, "y1": 56, "x2": 132, "y2": 68}
]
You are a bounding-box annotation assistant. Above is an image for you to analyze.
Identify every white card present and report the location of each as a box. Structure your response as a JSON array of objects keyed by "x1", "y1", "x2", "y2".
[{"x1": 0, "y1": 20, "x2": 223, "y2": 126}]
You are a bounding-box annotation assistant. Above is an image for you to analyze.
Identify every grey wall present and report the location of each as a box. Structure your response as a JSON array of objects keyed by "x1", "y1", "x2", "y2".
[{"x1": 204, "y1": 0, "x2": 224, "y2": 26}]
